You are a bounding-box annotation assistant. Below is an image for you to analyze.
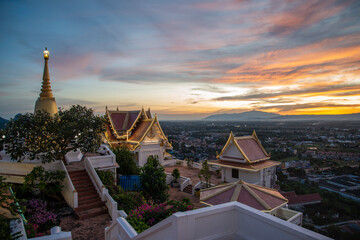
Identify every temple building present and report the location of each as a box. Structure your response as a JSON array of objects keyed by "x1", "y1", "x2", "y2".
[
  {"x1": 34, "y1": 48, "x2": 58, "y2": 115},
  {"x1": 104, "y1": 107, "x2": 172, "y2": 166},
  {"x1": 208, "y1": 131, "x2": 280, "y2": 188}
]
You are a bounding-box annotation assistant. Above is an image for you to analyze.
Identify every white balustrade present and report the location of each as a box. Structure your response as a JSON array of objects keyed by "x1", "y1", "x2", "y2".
[
  {"x1": 84, "y1": 157, "x2": 118, "y2": 220},
  {"x1": 59, "y1": 160, "x2": 78, "y2": 208},
  {"x1": 105, "y1": 202, "x2": 330, "y2": 240}
]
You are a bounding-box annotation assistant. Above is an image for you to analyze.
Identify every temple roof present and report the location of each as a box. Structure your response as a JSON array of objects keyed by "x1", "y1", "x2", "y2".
[
  {"x1": 200, "y1": 180, "x2": 288, "y2": 212},
  {"x1": 104, "y1": 107, "x2": 172, "y2": 150},
  {"x1": 107, "y1": 110, "x2": 141, "y2": 132},
  {"x1": 208, "y1": 159, "x2": 280, "y2": 171},
  {"x1": 218, "y1": 131, "x2": 270, "y2": 163},
  {"x1": 128, "y1": 119, "x2": 153, "y2": 142}
]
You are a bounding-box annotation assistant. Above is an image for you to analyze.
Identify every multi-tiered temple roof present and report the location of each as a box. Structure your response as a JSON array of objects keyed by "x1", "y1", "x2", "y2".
[{"x1": 104, "y1": 107, "x2": 171, "y2": 151}]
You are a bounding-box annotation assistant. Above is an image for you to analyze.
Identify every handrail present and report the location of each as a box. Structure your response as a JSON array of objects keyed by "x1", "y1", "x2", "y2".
[
  {"x1": 59, "y1": 160, "x2": 78, "y2": 208},
  {"x1": 180, "y1": 177, "x2": 191, "y2": 192},
  {"x1": 84, "y1": 157, "x2": 105, "y2": 200},
  {"x1": 9, "y1": 187, "x2": 27, "y2": 224},
  {"x1": 105, "y1": 192, "x2": 118, "y2": 220}
]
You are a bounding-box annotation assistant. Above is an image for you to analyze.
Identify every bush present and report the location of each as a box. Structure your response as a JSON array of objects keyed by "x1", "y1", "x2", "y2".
[
  {"x1": 113, "y1": 192, "x2": 145, "y2": 213},
  {"x1": 22, "y1": 199, "x2": 58, "y2": 233},
  {"x1": 127, "y1": 198, "x2": 193, "y2": 233},
  {"x1": 112, "y1": 146, "x2": 140, "y2": 175},
  {"x1": 171, "y1": 169, "x2": 180, "y2": 183},
  {"x1": 24, "y1": 166, "x2": 65, "y2": 197},
  {"x1": 96, "y1": 170, "x2": 115, "y2": 187},
  {"x1": 140, "y1": 156, "x2": 169, "y2": 203}
]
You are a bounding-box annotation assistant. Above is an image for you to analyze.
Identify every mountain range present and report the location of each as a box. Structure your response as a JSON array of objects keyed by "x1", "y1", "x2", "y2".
[{"x1": 203, "y1": 110, "x2": 360, "y2": 121}]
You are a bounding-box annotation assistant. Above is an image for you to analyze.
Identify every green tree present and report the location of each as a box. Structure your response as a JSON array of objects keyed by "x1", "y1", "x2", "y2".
[
  {"x1": 185, "y1": 157, "x2": 193, "y2": 169},
  {"x1": 1, "y1": 105, "x2": 104, "y2": 163},
  {"x1": 172, "y1": 168, "x2": 180, "y2": 183},
  {"x1": 140, "y1": 156, "x2": 169, "y2": 203},
  {"x1": 24, "y1": 166, "x2": 65, "y2": 198},
  {"x1": 112, "y1": 146, "x2": 139, "y2": 175},
  {"x1": 198, "y1": 160, "x2": 211, "y2": 188}
]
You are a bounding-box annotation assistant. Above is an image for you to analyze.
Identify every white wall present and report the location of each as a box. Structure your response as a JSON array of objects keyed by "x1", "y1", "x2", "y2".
[
  {"x1": 222, "y1": 167, "x2": 260, "y2": 185},
  {"x1": 105, "y1": 202, "x2": 331, "y2": 240}
]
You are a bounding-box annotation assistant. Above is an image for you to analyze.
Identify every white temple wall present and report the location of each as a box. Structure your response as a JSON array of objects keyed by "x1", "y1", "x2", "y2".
[
  {"x1": 222, "y1": 167, "x2": 260, "y2": 185},
  {"x1": 137, "y1": 143, "x2": 165, "y2": 166}
]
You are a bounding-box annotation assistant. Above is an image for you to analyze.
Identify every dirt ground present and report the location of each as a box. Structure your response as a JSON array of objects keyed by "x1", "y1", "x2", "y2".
[
  {"x1": 168, "y1": 186, "x2": 204, "y2": 209},
  {"x1": 164, "y1": 165, "x2": 223, "y2": 186},
  {"x1": 60, "y1": 214, "x2": 111, "y2": 240}
]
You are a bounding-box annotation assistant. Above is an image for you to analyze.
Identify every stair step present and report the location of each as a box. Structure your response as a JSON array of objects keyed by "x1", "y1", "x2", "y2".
[
  {"x1": 77, "y1": 189, "x2": 98, "y2": 196},
  {"x1": 70, "y1": 175, "x2": 91, "y2": 181},
  {"x1": 75, "y1": 206, "x2": 108, "y2": 220},
  {"x1": 78, "y1": 192, "x2": 99, "y2": 201},
  {"x1": 68, "y1": 170, "x2": 87, "y2": 175},
  {"x1": 72, "y1": 179, "x2": 92, "y2": 186},
  {"x1": 76, "y1": 201, "x2": 105, "y2": 211},
  {"x1": 183, "y1": 184, "x2": 193, "y2": 194},
  {"x1": 79, "y1": 197, "x2": 103, "y2": 206},
  {"x1": 76, "y1": 185, "x2": 95, "y2": 192}
]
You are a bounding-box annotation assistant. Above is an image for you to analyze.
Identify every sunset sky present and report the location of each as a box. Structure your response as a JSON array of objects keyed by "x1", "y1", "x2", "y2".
[{"x1": 0, "y1": 0, "x2": 359, "y2": 120}]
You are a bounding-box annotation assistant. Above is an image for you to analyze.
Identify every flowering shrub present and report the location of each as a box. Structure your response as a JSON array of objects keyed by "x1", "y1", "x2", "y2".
[
  {"x1": 25, "y1": 223, "x2": 45, "y2": 238},
  {"x1": 114, "y1": 192, "x2": 145, "y2": 213},
  {"x1": 127, "y1": 198, "x2": 193, "y2": 233},
  {"x1": 23, "y1": 199, "x2": 58, "y2": 233}
]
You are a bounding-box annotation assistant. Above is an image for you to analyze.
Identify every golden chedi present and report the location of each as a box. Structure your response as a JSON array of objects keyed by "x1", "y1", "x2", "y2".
[{"x1": 34, "y1": 48, "x2": 58, "y2": 115}]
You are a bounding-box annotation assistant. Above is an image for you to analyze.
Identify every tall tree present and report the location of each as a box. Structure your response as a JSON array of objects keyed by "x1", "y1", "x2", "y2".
[
  {"x1": 198, "y1": 160, "x2": 212, "y2": 188},
  {"x1": 1, "y1": 105, "x2": 104, "y2": 163},
  {"x1": 112, "y1": 146, "x2": 139, "y2": 175},
  {"x1": 140, "y1": 156, "x2": 169, "y2": 203}
]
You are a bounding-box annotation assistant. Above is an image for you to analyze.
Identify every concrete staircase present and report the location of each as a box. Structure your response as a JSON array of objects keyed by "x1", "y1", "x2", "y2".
[
  {"x1": 183, "y1": 184, "x2": 193, "y2": 194},
  {"x1": 68, "y1": 169, "x2": 108, "y2": 220}
]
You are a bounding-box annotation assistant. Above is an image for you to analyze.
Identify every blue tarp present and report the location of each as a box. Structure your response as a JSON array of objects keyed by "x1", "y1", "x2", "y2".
[{"x1": 118, "y1": 175, "x2": 142, "y2": 191}]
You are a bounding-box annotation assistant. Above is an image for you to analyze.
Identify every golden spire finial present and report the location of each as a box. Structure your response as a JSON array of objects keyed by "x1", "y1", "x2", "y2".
[
  {"x1": 39, "y1": 47, "x2": 54, "y2": 99},
  {"x1": 43, "y1": 47, "x2": 49, "y2": 59},
  {"x1": 34, "y1": 47, "x2": 57, "y2": 115}
]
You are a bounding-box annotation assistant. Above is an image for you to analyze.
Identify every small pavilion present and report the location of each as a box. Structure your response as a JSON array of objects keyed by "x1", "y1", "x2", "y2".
[{"x1": 208, "y1": 131, "x2": 280, "y2": 188}]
